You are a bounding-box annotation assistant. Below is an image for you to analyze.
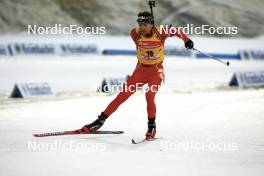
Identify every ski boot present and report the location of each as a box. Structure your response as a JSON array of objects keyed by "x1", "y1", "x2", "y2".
[
  {"x1": 81, "y1": 112, "x2": 108, "y2": 133},
  {"x1": 145, "y1": 118, "x2": 156, "y2": 140}
]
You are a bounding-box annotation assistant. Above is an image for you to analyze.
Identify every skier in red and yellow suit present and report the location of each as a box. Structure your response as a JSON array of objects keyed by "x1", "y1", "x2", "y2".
[{"x1": 82, "y1": 11, "x2": 194, "y2": 139}]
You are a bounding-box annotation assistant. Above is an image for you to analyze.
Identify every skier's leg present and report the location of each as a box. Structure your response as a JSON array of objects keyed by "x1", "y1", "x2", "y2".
[
  {"x1": 145, "y1": 73, "x2": 162, "y2": 139},
  {"x1": 103, "y1": 88, "x2": 135, "y2": 116},
  {"x1": 103, "y1": 73, "x2": 144, "y2": 116},
  {"x1": 81, "y1": 68, "x2": 144, "y2": 132},
  {"x1": 145, "y1": 76, "x2": 162, "y2": 118}
]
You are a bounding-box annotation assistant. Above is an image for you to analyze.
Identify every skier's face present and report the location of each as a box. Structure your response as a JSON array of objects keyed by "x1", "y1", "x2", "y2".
[{"x1": 138, "y1": 22, "x2": 153, "y2": 35}]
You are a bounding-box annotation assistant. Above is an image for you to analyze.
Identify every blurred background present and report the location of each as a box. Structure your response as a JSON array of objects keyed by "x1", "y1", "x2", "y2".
[
  {"x1": 0, "y1": 0, "x2": 263, "y2": 95},
  {"x1": 0, "y1": 0, "x2": 264, "y2": 37}
]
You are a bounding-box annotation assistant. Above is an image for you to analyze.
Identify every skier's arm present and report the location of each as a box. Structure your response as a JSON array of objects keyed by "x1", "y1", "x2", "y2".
[
  {"x1": 130, "y1": 28, "x2": 141, "y2": 70},
  {"x1": 168, "y1": 27, "x2": 189, "y2": 42},
  {"x1": 161, "y1": 27, "x2": 194, "y2": 49},
  {"x1": 130, "y1": 28, "x2": 138, "y2": 44}
]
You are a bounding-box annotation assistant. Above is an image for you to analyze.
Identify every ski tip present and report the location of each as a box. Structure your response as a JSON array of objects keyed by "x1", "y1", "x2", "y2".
[
  {"x1": 131, "y1": 138, "x2": 146, "y2": 144},
  {"x1": 33, "y1": 134, "x2": 42, "y2": 137},
  {"x1": 116, "y1": 131, "x2": 124, "y2": 134},
  {"x1": 131, "y1": 139, "x2": 137, "y2": 144},
  {"x1": 109, "y1": 130, "x2": 124, "y2": 134},
  {"x1": 131, "y1": 137, "x2": 163, "y2": 144}
]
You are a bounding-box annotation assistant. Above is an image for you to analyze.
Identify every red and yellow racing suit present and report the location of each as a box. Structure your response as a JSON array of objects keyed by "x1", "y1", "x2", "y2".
[{"x1": 103, "y1": 26, "x2": 189, "y2": 118}]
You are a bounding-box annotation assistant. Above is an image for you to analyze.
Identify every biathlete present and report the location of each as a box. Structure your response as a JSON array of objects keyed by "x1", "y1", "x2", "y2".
[{"x1": 81, "y1": 11, "x2": 194, "y2": 140}]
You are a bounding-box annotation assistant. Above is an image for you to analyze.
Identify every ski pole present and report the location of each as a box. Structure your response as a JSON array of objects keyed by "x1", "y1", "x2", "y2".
[
  {"x1": 192, "y1": 48, "x2": 230, "y2": 66},
  {"x1": 148, "y1": 1, "x2": 156, "y2": 25}
]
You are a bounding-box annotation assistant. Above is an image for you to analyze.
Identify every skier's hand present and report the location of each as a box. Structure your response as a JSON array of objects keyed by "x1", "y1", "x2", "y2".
[{"x1": 185, "y1": 39, "x2": 194, "y2": 49}]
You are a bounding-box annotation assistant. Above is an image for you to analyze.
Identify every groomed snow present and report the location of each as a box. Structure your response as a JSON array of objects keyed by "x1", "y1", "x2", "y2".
[
  {"x1": 0, "y1": 55, "x2": 264, "y2": 176},
  {"x1": 1, "y1": 55, "x2": 264, "y2": 94},
  {"x1": 0, "y1": 90, "x2": 264, "y2": 176}
]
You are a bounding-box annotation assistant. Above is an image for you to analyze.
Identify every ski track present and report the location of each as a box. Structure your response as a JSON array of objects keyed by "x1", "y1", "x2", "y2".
[
  {"x1": 0, "y1": 55, "x2": 264, "y2": 175},
  {"x1": 0, "y1": 89, "x2": 264, "y2": 176}
]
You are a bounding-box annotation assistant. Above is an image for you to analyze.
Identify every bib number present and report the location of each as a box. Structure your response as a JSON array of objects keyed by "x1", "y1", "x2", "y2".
[{"x1": 146, "y1": 50, "x2": 153, "y2": 57}]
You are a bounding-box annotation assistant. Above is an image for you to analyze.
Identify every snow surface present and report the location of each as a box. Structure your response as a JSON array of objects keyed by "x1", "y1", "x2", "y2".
[
  {"x1": 0, "y1": 55, "x2": 264, "y2": 176},
  {"x1": 1, "y1": 55, "x2": 264, "y2": 94}
]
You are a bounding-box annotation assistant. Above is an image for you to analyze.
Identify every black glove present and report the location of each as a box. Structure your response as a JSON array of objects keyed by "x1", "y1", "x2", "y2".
[{"x1": 185, "y1": 39, "x2": 194, "y2": 49}]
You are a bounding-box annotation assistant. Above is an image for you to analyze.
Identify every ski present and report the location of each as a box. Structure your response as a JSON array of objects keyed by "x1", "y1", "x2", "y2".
[
  {"x1": 131, "y1": 137, "x2": 162, "y2": 144},
  {"x1": 33, "y1": 129, "x2": 124, "y2": 137}
]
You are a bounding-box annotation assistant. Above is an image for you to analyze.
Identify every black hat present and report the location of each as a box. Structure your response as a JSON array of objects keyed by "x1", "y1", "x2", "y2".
[{"x1": 137, "y1": 11, "x2": 154, "y2": 24}]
